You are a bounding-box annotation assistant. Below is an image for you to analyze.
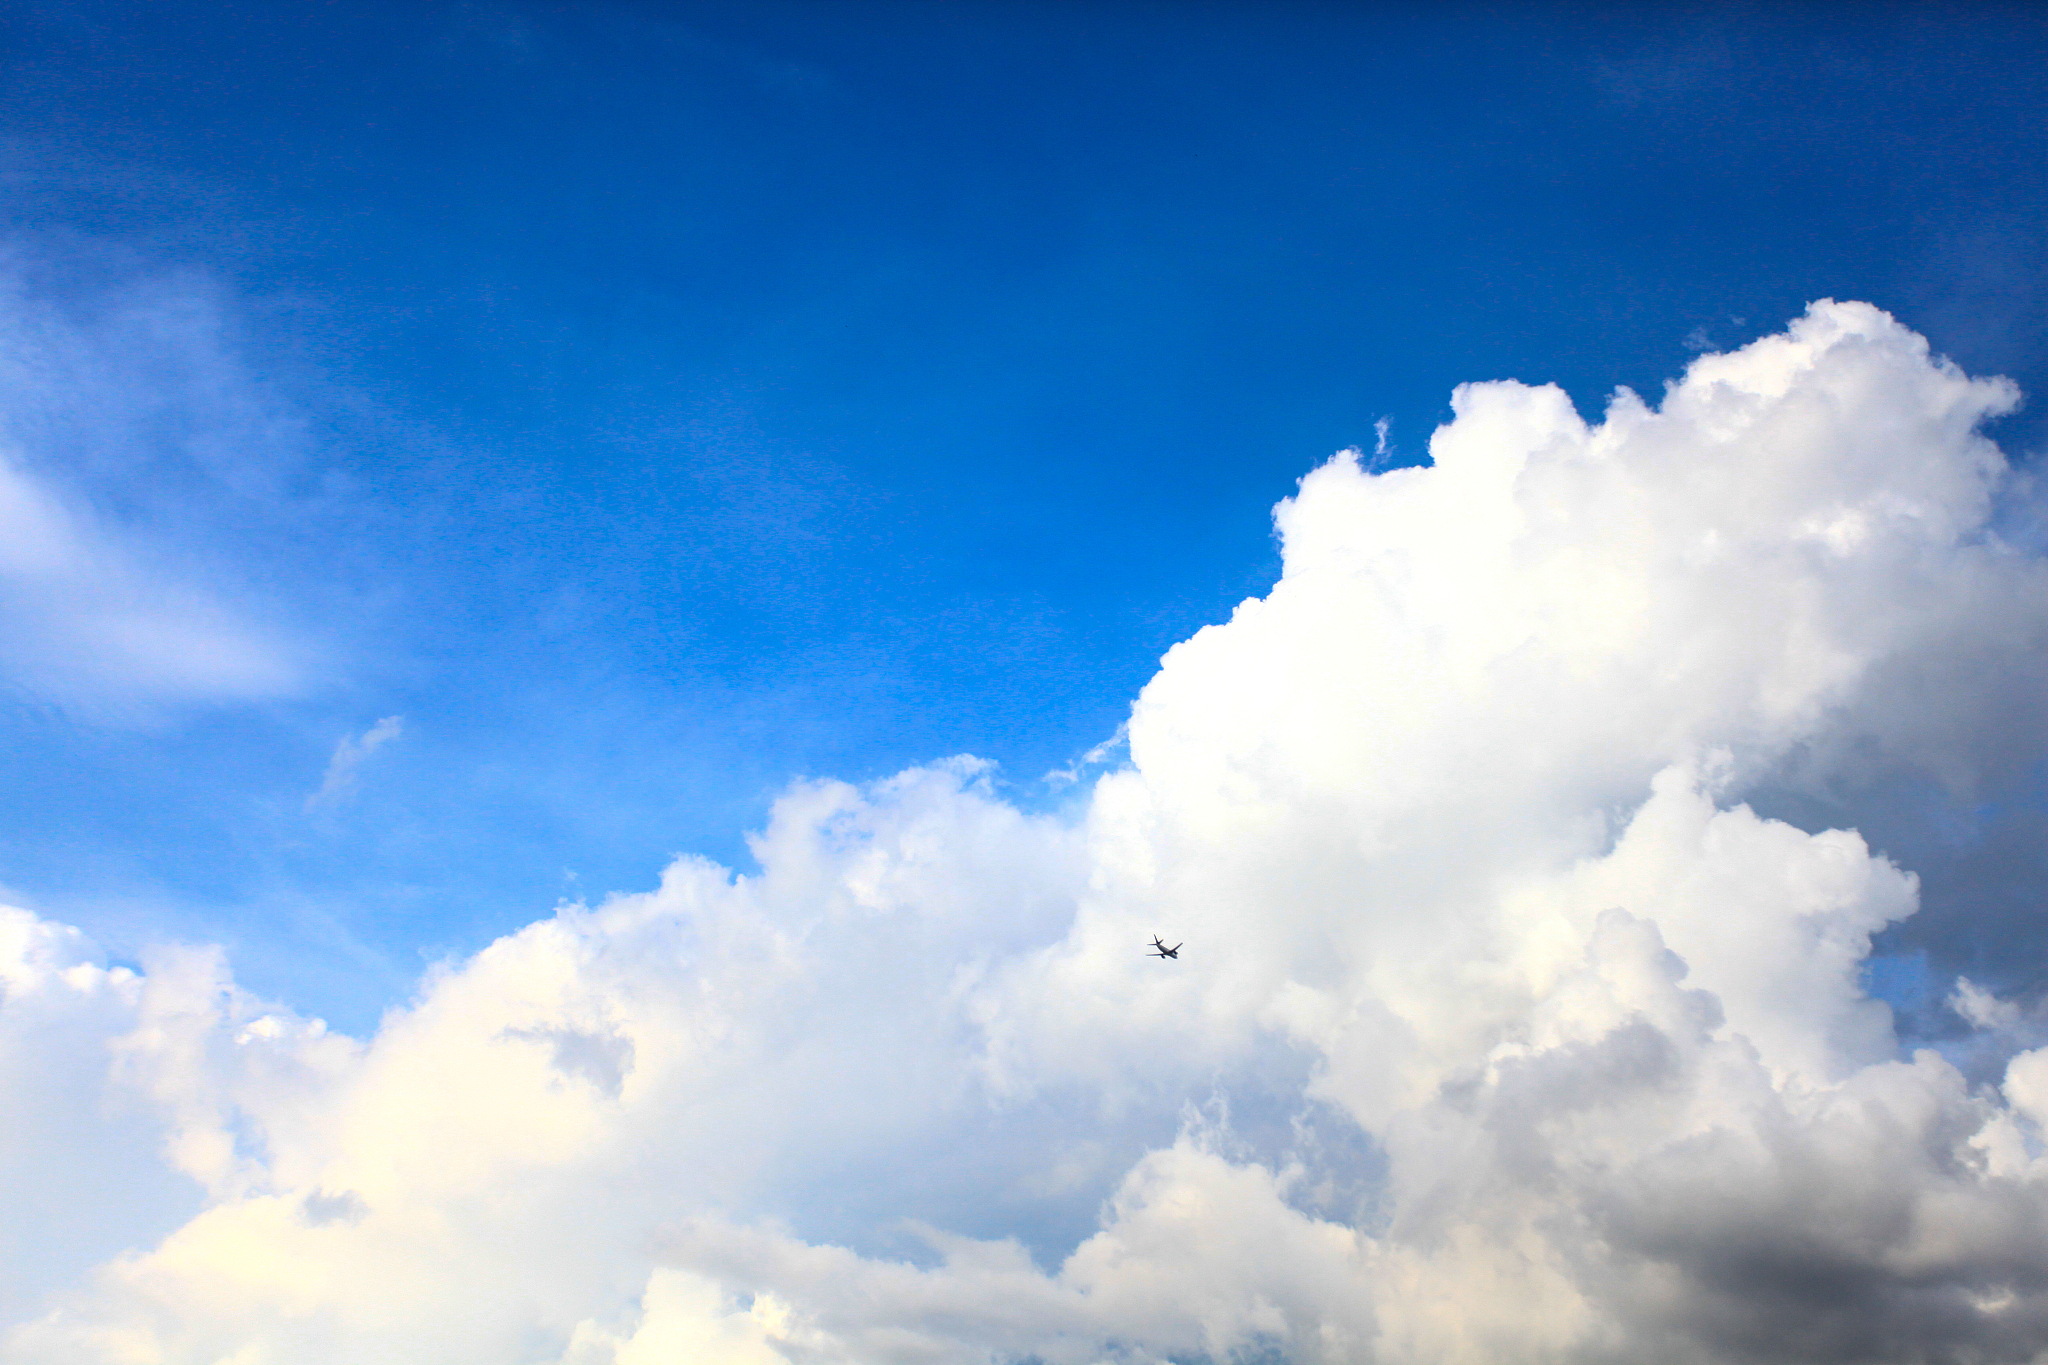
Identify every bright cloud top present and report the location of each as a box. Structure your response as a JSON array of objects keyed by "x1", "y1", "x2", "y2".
[{"x1": 7, "y1": 302, "x2": 2048, "y2": 1364}]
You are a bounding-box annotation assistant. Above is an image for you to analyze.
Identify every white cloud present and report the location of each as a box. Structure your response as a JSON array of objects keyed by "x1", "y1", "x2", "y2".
[
  {"x1": 0, "y1": 258, "x2": 308, "y2": 710},
  {"x1": 0, "y1": 448, "x2": 301, "y2": 706},
  {"x1": 1952, "y1": 976, "x2": 2021, "y2": 1033},
  {"x1": 306, "y1": 715, "x2": 405, "y2": 813},
  {"x1": 6, "y1": 302, "x2": 2048, "y2": 1363},
  {"x1": 0, "y1": 908, "x2": 212, "y2": 1329},
  {"x1": 1043, "y1": 720, "x2": 1128, "y2": 787}
]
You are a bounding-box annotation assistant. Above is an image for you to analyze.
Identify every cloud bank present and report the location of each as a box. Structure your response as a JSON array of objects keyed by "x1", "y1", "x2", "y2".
[{"x1": 7, "y1": 302, "x2": 2048, "y2": 1363}]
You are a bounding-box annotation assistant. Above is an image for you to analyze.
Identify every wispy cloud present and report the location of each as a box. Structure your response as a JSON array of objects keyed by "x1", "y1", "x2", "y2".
[
  {"x1": 306, "y1": 716, "x2": 404, "y2": 813},
  {"x1": 0, "y1": 255, "x2": 312, "y2": 712},
  {"x1": 0, "y1": 448, "x2": 302, "y2": 707},
  {"x1": 1043, "y1": 720, "x2": 1128, "y2": 787}
]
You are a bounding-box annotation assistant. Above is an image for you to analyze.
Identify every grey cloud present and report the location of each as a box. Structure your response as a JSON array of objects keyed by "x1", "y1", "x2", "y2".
[
  {"x1": 301, "y1": 1190, "x2": 368, "y2": 1227},
  {"x1": 502, "y1": 1025, "x2": 636, "y2": 1100}
]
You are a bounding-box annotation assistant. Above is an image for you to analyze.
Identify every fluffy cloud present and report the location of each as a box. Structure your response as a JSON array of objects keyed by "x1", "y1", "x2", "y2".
[{"x1": 7, "y1": 301, "x2": 2048, "y2": 1363}]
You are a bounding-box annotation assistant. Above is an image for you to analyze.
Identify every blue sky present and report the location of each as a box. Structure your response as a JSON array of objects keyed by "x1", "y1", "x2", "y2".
[{"x1": 1, "y1": 1, "x2": 2044, "y2": 1031}]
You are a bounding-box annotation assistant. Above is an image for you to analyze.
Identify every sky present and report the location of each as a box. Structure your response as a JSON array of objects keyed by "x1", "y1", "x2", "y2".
[{"x1": 3, "y1": 3, "x2": 2048, "y2": 1362}]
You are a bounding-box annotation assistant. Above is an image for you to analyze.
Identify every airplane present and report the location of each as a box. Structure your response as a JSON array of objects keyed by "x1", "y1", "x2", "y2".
[{"x1": 1148, "y1": 937, "x2": 1182, "y2": 959}]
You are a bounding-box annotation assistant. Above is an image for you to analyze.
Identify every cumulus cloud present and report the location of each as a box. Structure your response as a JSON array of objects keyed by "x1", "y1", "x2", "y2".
[{"x1": 6, "y1": 301, "x2": 2048, "y2": 1363}]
